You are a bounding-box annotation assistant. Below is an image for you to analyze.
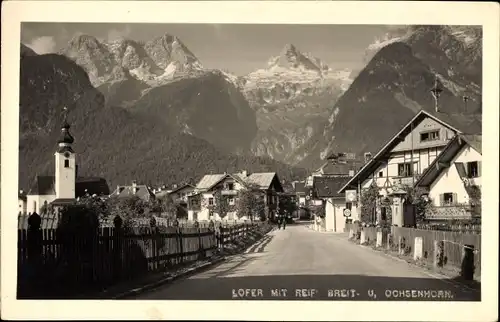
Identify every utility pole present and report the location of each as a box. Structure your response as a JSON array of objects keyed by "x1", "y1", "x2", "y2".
[
  {"x1": 462, "y1": 95, "x2": 470, "y2": 114},
  {"x1": 430, "y1": 74, "x2": 443, "y2": 113}
]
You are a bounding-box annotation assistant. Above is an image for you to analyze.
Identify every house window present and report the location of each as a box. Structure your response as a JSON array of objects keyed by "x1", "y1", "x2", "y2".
[
  {"x1": 227, "y1": 183, "x2": 234, "y2": 190},
  {"x1": 466, "y1": 161, "x2": 479, "y2": 178},
  {"x1": 193, "y1": 212, "x2": 198, "y2": 221},
  {"x1": 228, "y1": 197, "x2": 235, "y2": 205},
  {"x1": 64, "y1": 159, "x2": 70, "y2": 168},
  {"x1": 378, "y1": 171, "x2": 384, "y2": 177},
  {"x1": 397, "y1": 163, "x2": 414, "y2": 177},
  {"x1": 208, "y1": 198, "x2": 214, "y2": 205},
  {"x1": 420, "y1": 130, "x2": 440, "y2": 142},
  {"x1": 33, "y1": 201, "x2": 37, "y2": 213},
  {"x1": 190, "y1": 198, "x2": 199, "y2": 207},
  {"x1": 442, "y1": 193, "x2": 455, "y2": 205},
  {"x1": 381, "y1": 207, "x2": 387, "y2": 221}
]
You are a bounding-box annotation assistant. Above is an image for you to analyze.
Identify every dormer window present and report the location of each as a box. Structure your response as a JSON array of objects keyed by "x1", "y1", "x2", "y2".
[
  {"x1": 64, "y1": 159, "x2": 70, "y2": 168},
  {"x1": 420, "y1": 130, "x2": 440, "y2": 142},
  {"x1": 227, "y1": 183, "x2": 234, "y2": 190}
]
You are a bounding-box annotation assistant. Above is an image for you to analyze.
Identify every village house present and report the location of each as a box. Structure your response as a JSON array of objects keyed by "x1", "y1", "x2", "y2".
[
  {"x1": 18, "y1": 190, "x2": 27, "y2": 215},
  {"x1": 26, "y1": 117, "x2": 110, "y2": 214},
  {"x1": 337, "y1": 109, "x2": 481, "y2": 226},
  {"x1": 305, "y1": 152, "x2": 361, "y2": 187},
  {"x1": 292, "y1": 181, "x2": 307, "y2": 207},
  {"x1": 187, "y1": 170, "x2": 284, "y2": 221},
  {"x1": 311, "y1": 175, "x2": 353, "y2": 232},
  {"x1": 165, "y1": 184, "x2": 195, "y2": 204},
  {"x1": 305, "y1": 152, "x2": 361, "y2": 231},
  {"x1": 414, "y1": 134, "x2": 482, "y2": 221},
  {"x1": 109, "y1": 180, "x2": 155, "y2": 202}
]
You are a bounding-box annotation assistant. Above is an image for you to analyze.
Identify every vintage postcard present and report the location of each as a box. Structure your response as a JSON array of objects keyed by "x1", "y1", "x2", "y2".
[{"x1": 1, "y1": 1, "x2": 499, "y2": 321}]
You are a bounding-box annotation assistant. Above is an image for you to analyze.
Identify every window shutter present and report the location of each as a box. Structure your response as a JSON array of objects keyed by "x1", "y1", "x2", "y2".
[
  {"x1": 478, "y1": 161, "x2": 482, "y2": 177},
  {"x1": 439, "y1": 194, "x2": 445, "y2": 206},
  {"x1": 452, "y1": 193, "x2": 458, "y2": 205}
]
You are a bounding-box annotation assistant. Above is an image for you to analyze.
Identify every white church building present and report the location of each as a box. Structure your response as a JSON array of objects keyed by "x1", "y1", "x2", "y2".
[{"x1": 26, "y1": 115, "x2": 110, "y2": 214}]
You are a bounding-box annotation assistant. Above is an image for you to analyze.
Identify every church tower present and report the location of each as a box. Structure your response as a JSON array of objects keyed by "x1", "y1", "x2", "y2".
[{"x1": 54, "y1": 109, "x2": 76, "y2": 199}]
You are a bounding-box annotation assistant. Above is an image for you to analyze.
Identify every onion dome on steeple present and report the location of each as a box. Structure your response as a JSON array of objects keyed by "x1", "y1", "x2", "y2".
[{"x1": 57, "y1": 107, "x2": 75, "y2": 152}]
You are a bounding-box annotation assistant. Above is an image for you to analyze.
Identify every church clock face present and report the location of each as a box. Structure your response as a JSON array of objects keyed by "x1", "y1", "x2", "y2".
[{"x1": 64, "y1": 152, "x2": 71, "y2": 158}]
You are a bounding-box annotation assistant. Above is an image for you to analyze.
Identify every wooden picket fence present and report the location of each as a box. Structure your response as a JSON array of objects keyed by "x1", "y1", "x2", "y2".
[
  {"x1": 345, "y1": 223, "x2": 481, "y2": 280},
  {"x1": 17, "y1": 212, "x2": 262, "y2": 299}
]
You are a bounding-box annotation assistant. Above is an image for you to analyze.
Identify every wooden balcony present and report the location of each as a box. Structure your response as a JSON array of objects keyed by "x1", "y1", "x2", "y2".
[
  {"x1": 425, "y1": 205, "x2": 480, "y2": 220},
  {"x1": 221, "y1": 190, "x2": 238, "y2": 196}
]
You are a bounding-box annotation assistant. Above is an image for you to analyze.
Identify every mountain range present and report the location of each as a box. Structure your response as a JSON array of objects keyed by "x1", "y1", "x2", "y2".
[
  {"x1": 18, "y1": 47, "x2": 308, "y2": 190},
  {"x1": 19, "y1": 25, "x2": 482, "y2": 189}
]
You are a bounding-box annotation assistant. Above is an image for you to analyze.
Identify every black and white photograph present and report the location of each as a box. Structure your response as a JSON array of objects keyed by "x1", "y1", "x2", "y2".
[{"x1": 1, "y1": 1, "x2": 498, "y2": 321}]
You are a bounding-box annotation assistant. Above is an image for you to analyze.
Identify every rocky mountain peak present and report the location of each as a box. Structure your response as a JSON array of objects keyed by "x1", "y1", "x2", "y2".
[
  {"x1": 21, "y1": 44, "x2": 38, "y2": 57},
  {"x1": 144, "y1": 32, "x2": 202, "y2": 70},
  {"x1": 268, "y1": 43, "x2": 321, "y2": 73}
]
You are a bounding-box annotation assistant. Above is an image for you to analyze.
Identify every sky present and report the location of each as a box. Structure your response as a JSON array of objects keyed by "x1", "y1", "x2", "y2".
[{"x1": 21, "y1": 23, "x2": 399, "y2": 75}]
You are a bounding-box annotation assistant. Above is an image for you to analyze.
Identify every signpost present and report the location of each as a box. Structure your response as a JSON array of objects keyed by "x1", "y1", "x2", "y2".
[
  {"x1": 343, "y1": 209, "x2": 351, "y2": 217},
  {"x1": 345, "y1": 190, "x2": 357, "y2": 203}
]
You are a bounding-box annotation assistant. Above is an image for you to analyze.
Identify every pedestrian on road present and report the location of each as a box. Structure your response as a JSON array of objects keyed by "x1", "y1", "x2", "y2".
[
  {"x1": 277, "y1": 214, "x2": 282, "y2": 230},
  {"x1": 282, "y1": 215, "x2": 287, "y2": 230}
]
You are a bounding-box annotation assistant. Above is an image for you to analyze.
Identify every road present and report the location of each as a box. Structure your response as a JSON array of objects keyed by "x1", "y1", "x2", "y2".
[{"x1": 133, "y1": 223, "x2": 480, "y2": 301}]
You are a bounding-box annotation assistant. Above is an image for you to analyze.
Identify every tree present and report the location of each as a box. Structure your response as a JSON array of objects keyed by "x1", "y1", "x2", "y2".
[
  {"x1": 159, "y1": 195, "x2": 178, "y2": 221},
  {"x1": 278, "y1": 194, "x2": 298, "y2": 218},
  {"x1": 75, "y1": 195, "x2": 111, "y2": 221},
  {"x1": 360, "y1": 183, "x2": 379, "y2": 223},
  {"x1": 401, "y1": 185, "x2": 434, "y2": 224},
  {"x1": 235, "y1": 184, "x2": 265, "y2": 221},
  {"x1": 107, "y1": 195, "x2": 150, "y2": 225},
  {"x1": 208, "y1": 190, "x2": 231, "y2": 220}
]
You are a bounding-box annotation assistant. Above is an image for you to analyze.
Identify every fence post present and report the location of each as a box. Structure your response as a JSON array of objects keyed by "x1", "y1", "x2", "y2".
[
  {"x1": 413, "y1": 237, "x2": 423, "y2": 261},
  {"x1": 198, "y1": 227, "x2": 205, "y2": 260},
  {"x1": 376, "y1": 231, "x2": 383, "y2": 248},
  {"x1": 398, "y1": 236, "x2": 403, "y2": 255},
  {"x1": 113, "y1": 215, "x2": 124, "y2": 282},
  {"x1": 360, "y1": 230, "x2": 366, "y2": 245},
  {"x1": 434, "y1": 240, "x2": 444, "y2": 268},
  {"x1": 460, "y1": 244, "x2": 475, "y2": 280},
  {"x1": 177, "y1": 227, "x2": 184, "y2": 265},
  {"x1": 27, "y1": 212, "x2": 42, "y2": 290}
]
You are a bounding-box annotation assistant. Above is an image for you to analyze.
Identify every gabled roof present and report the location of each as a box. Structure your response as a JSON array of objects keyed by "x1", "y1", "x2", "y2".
[
  {"x1": 337, "y1": 109, "x2": 466, "y2": 194},
  {"x1": 168, "y1": 184, "x2": 195, "y2": 195},
  {"x1": 75, "y1": 177, "x2": 110, "y2": 196},
  {"x1": 195, "y1": 172, "x2": 281, "y2": 192},
  {"x1": 294, "y1": 182, "x2": 306, "y2": 194},
  {"x1": 195, "y1": 173, "x2": 247, "y2": 191},
  {"x1": 313, "y1": 176, "x2": 351, "y2": 199},
  {"x1": 414, "y1": 134, "x2": 482, "y2": 188},
  {"x1": 28, "y1": 175, "x2": 56, "y2": 196},
  {"x1": 245, "y1": 172, "x2": 278, "y2": 190},
  {"x1": 111, "y1": 184, "x2": 155, "y2": 200},
  {"x1": 28, "y1": 176, "x2": 110, "y2": 197},
  {"x1": 195, "y1": 174, "x2": 227, "y2": 190},
  {"x1": 314, "y1": 161, "x2": 358, "y2": 176}
]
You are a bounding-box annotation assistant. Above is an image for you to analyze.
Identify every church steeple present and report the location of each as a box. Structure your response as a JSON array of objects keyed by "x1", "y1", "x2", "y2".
[
  {"x1": 54, "y1": 106, "x2": 76, "y2": 200},
  {"x1": 57, "y1": 107, "x2": 74, "y2": 151}
]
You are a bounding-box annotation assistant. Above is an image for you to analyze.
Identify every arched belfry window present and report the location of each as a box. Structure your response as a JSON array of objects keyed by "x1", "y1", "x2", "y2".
[{"x1": 64, "y1": 159, "x2": 70, "y2": 168}]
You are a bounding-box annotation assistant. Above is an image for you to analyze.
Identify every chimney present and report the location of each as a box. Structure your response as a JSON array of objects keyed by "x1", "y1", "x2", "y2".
[
  {"x1": 116, "y1": 185, "x2": 120, "y2": 194},
  {"x1": 19, "y1": 189, "x2": 24, "y2": 195},
  {"x1": 241, "y1": 170, "x2": 248, "y2": 177},
  {"x1": 349, "y1": 170, "x2": 355, "y2": 177},
  {"x1": 364, "y1": 152, "x2": 372, "y2": 163},
  {"x1": 172, "y1": 184, "x2": 178, "y2": 189},
  {"x1": 338, "y1": 153, "x2": 347, "y2": 164},
  {"x1": 132, "y1": 180, "x2": 138, "y2": 194}
]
